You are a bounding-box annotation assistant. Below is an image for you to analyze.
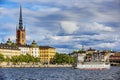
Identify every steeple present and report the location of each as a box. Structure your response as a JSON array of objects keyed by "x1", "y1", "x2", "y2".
[
  {"x1": 16, "y1": 4, "x2": 26, "y2": 45},
  {"x1": 19, "y1": 5, "x2": 23, "y2": 30}
]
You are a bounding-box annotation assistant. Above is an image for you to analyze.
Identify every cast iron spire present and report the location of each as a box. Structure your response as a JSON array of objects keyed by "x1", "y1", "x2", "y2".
[{"x1": 19, "y1": 5, "x2": 23, "y2": 30}]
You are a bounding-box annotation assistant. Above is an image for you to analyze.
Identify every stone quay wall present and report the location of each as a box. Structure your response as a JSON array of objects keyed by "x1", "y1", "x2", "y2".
[{"x1": 0, "y1": 62, "x2": 72, "y2": 68}]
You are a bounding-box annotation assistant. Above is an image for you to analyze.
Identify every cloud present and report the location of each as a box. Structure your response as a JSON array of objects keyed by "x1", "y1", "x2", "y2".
[
  {"x1": 79, "y1": 22, "x2": 114, "y2": 34},
  {"x1": 87, "y1": 22, "x2": 114, "y2": 32},
  {"x1": 74, "y1": 44, "x2": 83, "y2": 49},
  {"x1": 94, "y1": 42, "x2": 116, "y2": 49},
  {"x1": 60, "y1": 21, "x2": 79, "y2": 34},
  {"x1": 0, "y1": 0, "x2": 120, "y2": 53},
  {"x1": 56, "y1": 48, "x2": 70, "y2": 53}
]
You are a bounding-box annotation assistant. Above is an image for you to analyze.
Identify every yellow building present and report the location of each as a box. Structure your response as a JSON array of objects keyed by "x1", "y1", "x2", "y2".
[
  {"x1": 0, "y1": 44, "x2": 20, "y2": 58},
  {"x1": 39, "y1": 46, "x2": 56, "y2": 64}
]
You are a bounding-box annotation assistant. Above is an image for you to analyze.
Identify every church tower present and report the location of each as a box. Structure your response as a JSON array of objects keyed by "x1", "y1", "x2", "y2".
[{"x1": 16, "y1": 5, "x2": 26, "y2": 45}]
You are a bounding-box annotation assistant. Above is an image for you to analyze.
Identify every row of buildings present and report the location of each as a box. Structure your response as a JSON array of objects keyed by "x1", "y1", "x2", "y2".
[
  {"x1": 72, "y1": 47, "x2": 120, "y2": 66},
  {"x1": 0, "y1": 5, "x2": 56, "y2": 63},
  {"x1": 72, "y1": 48, "x2": 110, "y2": 63}
]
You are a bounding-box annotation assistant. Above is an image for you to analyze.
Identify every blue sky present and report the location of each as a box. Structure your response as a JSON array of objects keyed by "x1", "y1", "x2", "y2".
[{"x1": 0, "y1": 0, "x2": 120, "y2": 53}]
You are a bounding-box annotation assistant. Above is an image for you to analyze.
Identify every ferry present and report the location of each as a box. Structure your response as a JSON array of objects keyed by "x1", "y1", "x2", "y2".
[{"x1": 73, "y1": 49, "x2": 110, "y2": 70}]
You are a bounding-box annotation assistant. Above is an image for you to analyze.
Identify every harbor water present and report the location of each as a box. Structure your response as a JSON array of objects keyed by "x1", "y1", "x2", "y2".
[{"x1": 0, "y1": 66, "x2": 120, "y2": 80}]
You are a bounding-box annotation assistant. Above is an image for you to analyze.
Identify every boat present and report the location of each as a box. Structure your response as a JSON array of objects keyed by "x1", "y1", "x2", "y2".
[{"x1": 73, "y1": 50, "x2": 110, "y2": 70}]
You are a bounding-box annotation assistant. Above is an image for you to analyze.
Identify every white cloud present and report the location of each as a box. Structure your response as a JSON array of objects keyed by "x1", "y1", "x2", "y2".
[
  {"x1": 60, "y1": 21, "x2": 79, "y2": 34},
  {"x1": 94, "y1": 42, "x2": 116, "y2": 48},
  {"x1": 50, "y1": 36, "x2": 72, "y2": 42},
  {"x1": 92, "y1": 22, "x2": 113, "y2": 32},
  {"x1": 56, "y1": 48, "x2": 70, "y2": 53},
  {"x1": 1, "y1": 0, "x2": 120, "y2": 53},
  {"x1": 31, "y1": 5, "x2": 60, "y2": 12},
  {"x1": 80, "y1": 22, "x2": 114, "y2": 33},
  {"x1": 74, "y1": 44, "x2": 83, "y2": 49}
]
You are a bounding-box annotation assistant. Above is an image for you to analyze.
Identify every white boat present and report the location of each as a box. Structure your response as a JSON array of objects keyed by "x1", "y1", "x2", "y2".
[
  {"x1": 75, "y1": 62, "x2": 110, "y2": 70},
  {"x1": 73, "y1": 50, "x2": 110, "y2": 70}
]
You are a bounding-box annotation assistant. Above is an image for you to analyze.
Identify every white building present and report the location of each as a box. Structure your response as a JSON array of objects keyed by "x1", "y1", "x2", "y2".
[
  {"x1": 18, "y1": 40, "x2": 39, "y2": 58},
  {"x1": 18, "y1": 46, "x2": 30, "y2": 55},
  {"x1": 29, "y1": 40, "x2": 39, "y2": 58}
]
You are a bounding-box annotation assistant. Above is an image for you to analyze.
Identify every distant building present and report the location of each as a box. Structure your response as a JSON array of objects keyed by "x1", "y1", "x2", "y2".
[
  {"x1": 39, "y1": 46, "x2": 56, "y2": 64},
  {"x1": 87, "y1": 47, "x2": 96, "y2": 54},
  {"x1": 110, "y1": 52, "x2": 120, "y2": 65}
]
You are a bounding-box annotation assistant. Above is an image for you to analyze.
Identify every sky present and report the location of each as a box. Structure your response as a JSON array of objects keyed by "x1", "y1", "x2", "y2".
[{"x1": 0, "y1": 0, "x2": 120, "y2": 53}]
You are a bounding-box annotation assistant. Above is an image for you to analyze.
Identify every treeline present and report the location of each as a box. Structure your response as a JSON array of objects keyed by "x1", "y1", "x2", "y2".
[
  {"x1": 0, "y1": 54, "x2": 40, "y2": 64},
  {"x1": 53, "y1": 53, "x2": 75, "y2": 64},
  {"x1": 0, "y1": 53, "x2": 75, "y2": 64}
]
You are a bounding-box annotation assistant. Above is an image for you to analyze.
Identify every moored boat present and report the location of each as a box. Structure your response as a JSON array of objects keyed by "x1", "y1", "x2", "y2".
[{"x1": 73, "y1": 49, "x2": 110, "y2": 70}]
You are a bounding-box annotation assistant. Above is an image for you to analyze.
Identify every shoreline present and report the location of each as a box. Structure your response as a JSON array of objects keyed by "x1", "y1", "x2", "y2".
[
  {"x1": 0, "y1": 62, "x2": 72, "y2": 68},
  {"x1": 0, "y1": 65, "x2": 72, "y2": 68}
]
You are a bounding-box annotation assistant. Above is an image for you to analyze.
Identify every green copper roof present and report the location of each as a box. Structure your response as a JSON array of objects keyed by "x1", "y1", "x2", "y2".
[
  {"x1": 30, "y1": 40, "x2": 38, "y2": 47},
  {"x1": 6, "y1": 38, "x2": 12, "y2": 45}
]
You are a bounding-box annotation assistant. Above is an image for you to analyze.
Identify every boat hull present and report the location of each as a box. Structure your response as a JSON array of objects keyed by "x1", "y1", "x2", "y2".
[{"x1": 75, "y1": 64, "x2": 110, "y2": 70}]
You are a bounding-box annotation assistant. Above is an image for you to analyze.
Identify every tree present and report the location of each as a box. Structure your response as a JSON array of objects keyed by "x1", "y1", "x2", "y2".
[
  {"x1": 5, "y1": 56, "x2": 11, "y2": 65},
  {"x1": 11, "y1": 56, "x2": 19, "y2": 64},
  {"x1": 53, "y1": 52, "x2": 75, "y2": 64},
  {"x1": 0, "y1": 53, "x2": 4, "y2": 62}
]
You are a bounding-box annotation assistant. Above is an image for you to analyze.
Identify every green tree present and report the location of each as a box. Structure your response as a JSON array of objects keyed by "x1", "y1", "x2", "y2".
[
  {"x1": 5, "y1": 56, "x2": 11, "y2": 65},
  {"x1": 11, "y1": 56, "x2": 19, "y2": 64},
  {"x1": 53, "y1": 52, "x2": 75, "y2": 64},
  {"x1": 0, "y1": 53, "x2": 4, "y2": 62}
]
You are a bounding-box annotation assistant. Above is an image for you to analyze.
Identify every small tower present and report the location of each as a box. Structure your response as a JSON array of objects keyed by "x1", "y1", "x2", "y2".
[
  {"x1": 16, "y1": 5, "x2": 26, "y2": 45},
  {"x1": 6, "y1": 38, "x2": 12, "y2": 45}
]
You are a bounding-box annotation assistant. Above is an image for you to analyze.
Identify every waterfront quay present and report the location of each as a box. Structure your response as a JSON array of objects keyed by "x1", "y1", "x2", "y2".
[{"x1": 0, "y1": 62, "x2": 72, "y2": 68}]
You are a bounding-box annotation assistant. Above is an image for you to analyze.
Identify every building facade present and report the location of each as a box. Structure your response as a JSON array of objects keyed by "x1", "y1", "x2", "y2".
[
  {"x1": 39, "y1": 46, "x2": 56, "y2": 64},
  {"x1": 0, "y1": 39, "x2": 20, "y2": 58},
  {"x1": 29, "y1": 40, "x2": 39, "y2": 58},
  {"x1": 18, "y1": 46, "x2": 30, "y2": 55},
  {"x1": 18, "y1": 40, "x2": 39, "y2": 58}
]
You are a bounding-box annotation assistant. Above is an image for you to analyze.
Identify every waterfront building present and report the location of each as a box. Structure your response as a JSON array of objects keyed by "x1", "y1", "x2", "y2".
[
  {"x1": 0, "y1": 5, "x2": 56, "y2": 62},
  {"x1": 39, "y1": 46, "x2": 56, "y2": 64},
  {"x1": 18, "y1": 40, "x2": 39, "y2": 58},
  {"x1": 0, "y1": 39, "x2": 20, "y2": 58},
  {"x1": 16, "y1": 5, "x2": 26, "y2": 45},
  {"x1": 18, "y1": 45, "x2": 29, "y2": 55},
  {"x1": 30, "y1": 40, "x2": 39, "y2": 58}
]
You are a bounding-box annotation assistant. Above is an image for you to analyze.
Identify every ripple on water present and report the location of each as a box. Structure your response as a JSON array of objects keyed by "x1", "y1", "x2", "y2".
[{"x1": 0, "y1": 67, "x2": 120, "y2": 80}]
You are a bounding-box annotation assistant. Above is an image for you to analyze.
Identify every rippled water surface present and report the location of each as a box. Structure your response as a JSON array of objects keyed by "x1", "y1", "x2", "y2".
[{"x1": 0, "y1": 67, "x2": 120, "y2": 80}]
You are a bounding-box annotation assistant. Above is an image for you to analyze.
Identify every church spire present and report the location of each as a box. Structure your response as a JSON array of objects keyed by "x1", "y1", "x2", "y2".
[
  {"x1": 19, "y1": 5, "x2": 23, "y2": 30},
  {"x1": 16, "y1": 4, "x2": 26, "y2": 45}
]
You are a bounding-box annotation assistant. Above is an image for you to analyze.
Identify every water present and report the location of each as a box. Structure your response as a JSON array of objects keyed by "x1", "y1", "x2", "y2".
[{"x1": 0, "y1": 67, "x2": 120, "y2": 80}]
